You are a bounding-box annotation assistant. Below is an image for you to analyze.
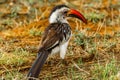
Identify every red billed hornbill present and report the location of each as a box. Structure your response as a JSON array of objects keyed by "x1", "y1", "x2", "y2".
[{"x1": 27, "y1": 4, "x2": 87, "y2": 79}]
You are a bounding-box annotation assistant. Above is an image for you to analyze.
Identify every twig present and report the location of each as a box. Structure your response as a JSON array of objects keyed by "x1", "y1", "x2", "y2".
[
  {"x1": 71, "y1": 61, "x2": 90, "y2": 75},
  {"x1": 0, "y1": 65, "x2": 31, "y2": 75}
]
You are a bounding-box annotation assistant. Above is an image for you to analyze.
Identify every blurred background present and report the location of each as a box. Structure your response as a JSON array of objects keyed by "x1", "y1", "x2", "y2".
[{"x1": 0, "y1": 0, "x2": 120, "y2": 80}]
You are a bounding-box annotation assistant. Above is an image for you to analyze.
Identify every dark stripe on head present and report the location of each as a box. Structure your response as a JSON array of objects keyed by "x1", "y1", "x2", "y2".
[{"x1": 49, "y1": 4, "x2": 69, "y2": 17}]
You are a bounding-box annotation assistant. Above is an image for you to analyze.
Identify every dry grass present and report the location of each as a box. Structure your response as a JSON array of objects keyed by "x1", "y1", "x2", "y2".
[{"x1": 0, "y1": 0, "x2": 120, "y2": 80}]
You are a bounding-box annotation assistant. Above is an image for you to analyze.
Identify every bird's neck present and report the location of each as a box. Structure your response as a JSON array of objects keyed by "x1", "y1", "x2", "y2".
[{"x1": 49, "y1": 13, "x2": 68, "y2": 24}]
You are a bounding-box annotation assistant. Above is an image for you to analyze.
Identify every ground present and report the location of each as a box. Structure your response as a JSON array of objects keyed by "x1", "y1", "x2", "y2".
[{"x1": 0, "y1": 0, "x2": 120, "y2": 80}]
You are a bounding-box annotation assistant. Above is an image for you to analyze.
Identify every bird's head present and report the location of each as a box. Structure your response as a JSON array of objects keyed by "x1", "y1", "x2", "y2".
[{"x1": 49, "y1": 5, "x2": 87, "y2": 24}]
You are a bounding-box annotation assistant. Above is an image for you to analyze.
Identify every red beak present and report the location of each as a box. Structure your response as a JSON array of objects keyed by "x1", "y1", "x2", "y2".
[{"x1": 68, "y1": 9, "x2": 87, "y2": 24}]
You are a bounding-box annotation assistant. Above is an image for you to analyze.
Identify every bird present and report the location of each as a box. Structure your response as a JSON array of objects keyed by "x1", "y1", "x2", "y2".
[{"x1": 27, "y1": 4, "x2": 87, "y2": 79}]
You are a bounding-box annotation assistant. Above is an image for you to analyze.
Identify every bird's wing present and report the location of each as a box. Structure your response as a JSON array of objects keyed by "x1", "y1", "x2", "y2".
[{"x1": 40, "y1": 23, "x2": 63, "y2": 50}]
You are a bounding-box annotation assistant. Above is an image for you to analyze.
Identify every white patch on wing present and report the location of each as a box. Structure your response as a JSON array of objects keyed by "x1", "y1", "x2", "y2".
[
  {"x1": 51, "y1": 46, "x2": 60, "y2": 55},
  {"x1": 48, "y1": 41, "x2": 59, "y2": 50},
  {"x1": 60, "y1": 41, "x2": 69, "y2": 59}
]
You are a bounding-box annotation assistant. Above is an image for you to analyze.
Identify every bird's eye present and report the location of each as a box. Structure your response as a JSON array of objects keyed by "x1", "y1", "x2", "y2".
[{"x1": 63, "y1": 10, "x2": 68, "y2": 14}]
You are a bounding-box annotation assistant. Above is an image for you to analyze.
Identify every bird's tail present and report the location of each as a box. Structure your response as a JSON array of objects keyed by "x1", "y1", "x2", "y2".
[{"x1": 27, "y1": 50, "x2": 49, "y2": 79}]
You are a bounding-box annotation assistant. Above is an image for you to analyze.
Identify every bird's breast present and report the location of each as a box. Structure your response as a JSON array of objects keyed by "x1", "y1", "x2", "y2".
[{"x1": 50, "y1": 23, "x2": 71, "y2": 55}]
